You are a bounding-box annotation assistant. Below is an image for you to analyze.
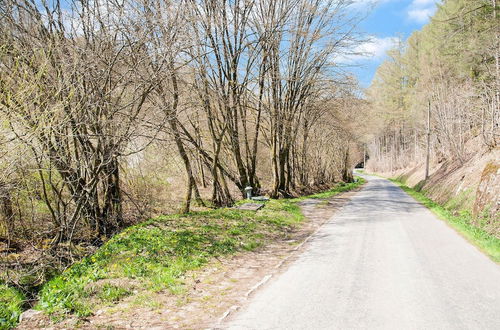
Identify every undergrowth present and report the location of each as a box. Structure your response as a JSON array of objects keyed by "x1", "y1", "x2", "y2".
[
  {"x1": 36, "y1": 204, "x2": 302, "y2": 319},
  {"x1": 391, "y1": 180, "x2": 500, "y2": 263},
  {"x1": 0, "y1": 178, "x2": 364, "y2": 327},
  {"x1": 297, "y1": 179, "x2": 365, "y2": 200},
  {"x1": 0, "y1": 284, "x2": 25, "y2": 329}
]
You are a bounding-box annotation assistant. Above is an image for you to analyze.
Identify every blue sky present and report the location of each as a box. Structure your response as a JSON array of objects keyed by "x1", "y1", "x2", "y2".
[{"x1": 346, "y1": 0, "x2": 440, "y2": 88}]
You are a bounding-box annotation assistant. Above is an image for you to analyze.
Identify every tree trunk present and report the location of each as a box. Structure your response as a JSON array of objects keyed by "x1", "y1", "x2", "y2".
[
  {"x1": 0, "y1": 184, "x2": 14, "y2": 248},
  {"x1": 101, "y1": 156, "x2": 122, "y2": 237}
]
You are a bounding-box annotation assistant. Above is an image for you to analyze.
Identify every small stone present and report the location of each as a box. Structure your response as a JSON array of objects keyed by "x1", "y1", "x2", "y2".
[
  {"x1": 19, "y1": 309, "x2": 43, "y2": 322},
  {"x1": 251, "y1": 196, "x2": 270, "y2": 202},
  {"x1": 95, "y1": 309, "x2": 104, "y2": 316},
  {"x1": 235, "y1": 203, "x2": 264, "y2": 211}
]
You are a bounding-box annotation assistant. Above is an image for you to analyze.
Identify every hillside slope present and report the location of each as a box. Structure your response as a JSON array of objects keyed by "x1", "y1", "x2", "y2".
[{"x1": 370, "y1": 144, "x2": 499, "y2": 238}]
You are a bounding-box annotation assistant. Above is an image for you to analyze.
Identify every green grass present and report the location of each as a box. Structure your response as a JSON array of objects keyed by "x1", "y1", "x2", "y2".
[
  {"x1": 97, "y1": 284, "x2": 131, "y2": 303},
  {"x1": 443, "y1": 187, "x2": 475, "y2": 212},
  {"x1": 391, "y1": 180, "x2": 500, "y2": 263},
  {"x1": 35, "y1": 201, "x2": 306, "y2": 319},
  {"x1": 294, "y1": 178, "x2": 365, "y2": 201},
  {"x1": 1, "y1": 178, "x2": 365, "y2": 326},
  {"x1": 0, "y1": 284, "x2": 25, "y2": 330}
]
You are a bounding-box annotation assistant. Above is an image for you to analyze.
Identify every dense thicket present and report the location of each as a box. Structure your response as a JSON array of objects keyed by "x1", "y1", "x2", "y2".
[
  {"x1": 365, "y1": 0, "x2": 498, "y2": 172},
  {"x1": 0, "y1": 0, "x2": 364, "y2": 272}
]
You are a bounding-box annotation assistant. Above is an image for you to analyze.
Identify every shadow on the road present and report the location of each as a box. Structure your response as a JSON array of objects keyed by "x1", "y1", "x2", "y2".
[
  {"x1": 345, "y1": 180, "x2": 423, "y2": 214},
  {"x1": 294, "y1": 178, "x2": 426, "y2": 252}
]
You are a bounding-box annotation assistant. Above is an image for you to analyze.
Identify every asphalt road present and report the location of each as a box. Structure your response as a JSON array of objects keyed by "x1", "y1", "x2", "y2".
[{"x1": 224, "y1": 174, "x2": 500, "y2": 330}]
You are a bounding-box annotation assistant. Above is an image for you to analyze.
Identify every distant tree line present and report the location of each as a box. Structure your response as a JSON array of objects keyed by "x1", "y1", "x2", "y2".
[{"x1": 365, "y1": 0, "x2": 498, "y2": 172}]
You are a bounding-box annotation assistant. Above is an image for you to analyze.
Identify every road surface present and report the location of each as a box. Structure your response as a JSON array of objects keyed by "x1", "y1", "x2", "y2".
[{"x1": 224, "y1": 174, "x2": 500, "y2": 330}]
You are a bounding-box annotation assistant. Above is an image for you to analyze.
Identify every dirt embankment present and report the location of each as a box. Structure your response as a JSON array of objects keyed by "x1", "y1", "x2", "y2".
[{"x1": 371, "y1": 142, "x2": 499, "y2": 237}]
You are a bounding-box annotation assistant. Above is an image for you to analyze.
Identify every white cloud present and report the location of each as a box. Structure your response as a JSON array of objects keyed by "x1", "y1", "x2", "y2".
[
  {"x1": 407, "y1": 8, "x2": 435, "y2": 23},
  {"x1": 350, "y1": 0, "x2": 394, "y2": 9},
  {"x1": 412, "y1": 0, "x2": 436, "y2": 5},
  {"x1": 356, "y1": 37, "x2": 399, "y2": 58},
  {"x1": 336, "y1": 36, "x2": 399, "y2": 64},
  {"x1": 406, "y1": 0, "x2": 439, "y2": 24}
]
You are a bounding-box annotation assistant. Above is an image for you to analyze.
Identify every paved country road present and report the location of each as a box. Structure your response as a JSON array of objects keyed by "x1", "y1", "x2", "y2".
[{"x1": 224, "y1": 174, "x2": 500, "y2": 330}]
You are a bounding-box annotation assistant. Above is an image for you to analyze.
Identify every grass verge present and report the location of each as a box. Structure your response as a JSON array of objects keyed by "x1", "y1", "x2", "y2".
[
  {"x1": 0, "y1": 284, "x2": 25, "y2": 329},
  {"x1": 295, "y1": 178, "x2": 365, "y2": 201},
  {"x1": 36, "y1": 202, "x2": 303, "y2": 319},
  {"x1": 391, "y1": 179, "x2": 500, "y2": 263},
  {"x1": 0, "y1": 178, "x2": 365, "y2": 327}
]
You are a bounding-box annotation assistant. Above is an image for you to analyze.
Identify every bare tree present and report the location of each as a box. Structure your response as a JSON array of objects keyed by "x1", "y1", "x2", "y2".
[{"x1": 0, "y1": 0, "x2": 158, "y2": 242}]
